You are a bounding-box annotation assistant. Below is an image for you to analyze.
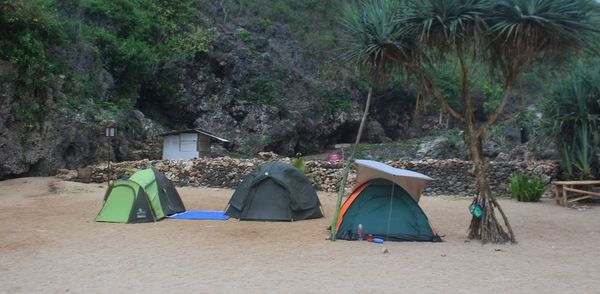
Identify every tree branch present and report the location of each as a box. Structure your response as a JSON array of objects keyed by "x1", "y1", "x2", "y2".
[
  {"x1": 491, "y1": 196, "x2": 516, "y2": 243},
  {"x1": 479, "y1": 82, "x2": 514, "y2": 136},
  {"x1": 457, "y1": 46, "x2": 474, "y2": 124},
  {"x1": 429, "y1": 78, "x2": 465, "y2": 124},
  {"x1": 411, "y1": 65, "x2": 465, "y2": 124}
]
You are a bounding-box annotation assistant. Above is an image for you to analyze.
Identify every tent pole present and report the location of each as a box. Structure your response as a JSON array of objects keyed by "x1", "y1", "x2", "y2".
[
  {"x1": 146, "y1": 196, "x2": 158, "y2": 222},
  {"x1": 385, "y1": 184, "x2": 395, "y2": 241}
]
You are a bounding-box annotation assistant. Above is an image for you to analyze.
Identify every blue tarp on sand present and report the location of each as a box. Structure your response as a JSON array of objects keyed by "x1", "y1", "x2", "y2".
[{"x1": 168, "y1": 211, "x2": 230, "y2": 220}]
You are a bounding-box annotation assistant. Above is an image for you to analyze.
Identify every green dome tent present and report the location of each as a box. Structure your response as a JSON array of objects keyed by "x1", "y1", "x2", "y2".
[
  {"x1": 225, "y1": 162, "x2": 324, "y2": 221},
  {"x1": 96, "y1": 168, "x2": 185, "y2": 223},
  {"x1": 335, "y1": 160, "x2": 441, "y2": 242}
]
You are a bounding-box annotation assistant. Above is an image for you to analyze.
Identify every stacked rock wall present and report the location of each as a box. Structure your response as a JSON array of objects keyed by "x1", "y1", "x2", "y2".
[{"x1": 63, "y1": 157, "x2": 561, "y2": 196}]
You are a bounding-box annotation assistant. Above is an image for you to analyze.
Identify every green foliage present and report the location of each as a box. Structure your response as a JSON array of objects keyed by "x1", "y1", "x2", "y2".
[
  {"x1": 558, "y1": 124, "x2": 597, "y2": 179},
  {"x1": 1, "y1": 0, "x2": 215, "y2": 119},
  {"x1": 318, "y1": 89, "x2": 351, "y2": 113},
  {"x1": 80, "y1": 0, "x2": 215, "y2": 96},
  {"x1": 443, "y1": 128, "x2": 463, "y2": 149},
  {"x1": 180, "y1": 26, "x2": 216, "y2": 56},
  {"x1": 340, "y1": 0, "x2": 600, "y2": 107},
  {"x1": 143, "y1": 67, "x2": 186, "y2": 108},
  {"x1": 0, "y1": 0, "x2": 65, "y2": 91},
  {"x1": 509, "y1": 172, "x2": 546, "y2": 202},
  {"x1": 223, "y1": 0, "x2": 342, "y2": 64},
  {"x1": 488, "y1": 0, "x2": 600, "y2": 77},
  {"x1": 7, "y1": 32, "x2": 54, "y2": 87},
  {"x1": 291, "y1": 156, "x2": 307, "y2": 173},
  {"x1": 236, "y1": 29, "x2": 253, "y2": 44},
  {"x1": 243, "y1": 76, "x2": 284, "y2": 106},
  {"x1": 87, "y1": 27, "x2": 154, "y2": 95},
  {"x1": 10, "y1": 103, "x2": 38, "y2": 132},
  {"x1": 429, "y1": 62, "x2": 462, "y2": 110},
  {"x1": 572, "y1": 125, "x2": 595, "y2": 178},
  {"x1": 101, "y1": 97, "x2": 121, "y2": 111},
  {"x1": 404, "y1": 0, "x2": 487, "y2": 55},
  {"x1": 260, "y1": 135, "x2": 272, "y2": 148},
  {"x1": 541, "y1": 59, "x2": 600, "y2": 179},
  {"x1": 482, "y1": 83, "x2": 502, "y2": 115},
  {"x1": 235, "y1": 136, "x2": 265, "y2": 158},
  {"x1": 228, "y1": 0, "x2": 334, "y2": 29},
  {"x1": 302, "y1": 0, "x2": 324, "y2": 10},
  {"x1": 257, "y1": 17, "x2": 273, "y2": 28},
  {"x1": 487, "y1": 123, "x2": 508, "y2": 146},
  {"x1": 340, "y1": 0, "x2": 409, "y2": 84}
]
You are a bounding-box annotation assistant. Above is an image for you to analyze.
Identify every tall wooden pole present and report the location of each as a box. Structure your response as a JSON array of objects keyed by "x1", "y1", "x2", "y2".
[{"x1": 330, "y1": 87, "x2": 373, "y2": 241}]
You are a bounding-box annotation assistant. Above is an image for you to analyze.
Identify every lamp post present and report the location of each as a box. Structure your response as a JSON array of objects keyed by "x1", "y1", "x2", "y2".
[{"x1": 105, "y1": 124, "x2": 116, "y2": 185}]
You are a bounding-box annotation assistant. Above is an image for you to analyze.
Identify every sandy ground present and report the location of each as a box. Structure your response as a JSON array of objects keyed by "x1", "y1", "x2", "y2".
[{"x1": 1, "y1": 177, "x2": 600, "y2": 293}]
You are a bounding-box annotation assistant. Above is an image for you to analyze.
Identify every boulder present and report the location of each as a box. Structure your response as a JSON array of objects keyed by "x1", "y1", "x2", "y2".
[
  {"x1": 56, "y1": 169, "x2": 77, "y2": 181},
  {"x1": 483, "y1": 140, "x2": 502, "y2": 158},
  {"x1": 76, "y1": 167, "x2": 92, "y2": 183},
  {"x1": 416, "y1": 137, "x2": 449, "y2": 159}
]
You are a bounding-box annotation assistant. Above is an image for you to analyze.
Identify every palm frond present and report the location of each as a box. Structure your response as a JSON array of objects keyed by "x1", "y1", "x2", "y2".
[
  {"x1": 404, "y1": 0, "x2": 488, "y2": 56},
  {"x1": 339, "y1": 0, "x2": 414, "y2": 83},
  {"x1": 486, "y1": 0, "x2": 600, "y2": 79}
]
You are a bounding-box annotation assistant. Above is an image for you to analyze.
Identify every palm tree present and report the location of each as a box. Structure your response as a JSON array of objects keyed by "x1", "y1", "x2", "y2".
[
  {"x1": 470, "y1": 0, "x2": 599, "y2": 242},
  {"x1": 335, "y1": 0, "x2": 600, "y2": 243}
]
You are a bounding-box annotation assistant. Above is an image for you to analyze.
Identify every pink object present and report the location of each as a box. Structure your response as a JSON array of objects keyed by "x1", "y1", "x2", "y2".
[{"x1": 327, "y1": 151, "x2": 342, "y2": 161}]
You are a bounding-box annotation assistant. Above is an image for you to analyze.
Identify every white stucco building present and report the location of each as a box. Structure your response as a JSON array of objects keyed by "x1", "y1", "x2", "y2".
[{"x1": 159, "y1": 128, "x2": 230, "y2": 160}]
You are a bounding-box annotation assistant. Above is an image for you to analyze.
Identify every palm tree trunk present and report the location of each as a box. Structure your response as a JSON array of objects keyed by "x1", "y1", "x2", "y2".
[
  {"x1": 330, "y1": 87, "x2": 373, "y2": 241},
  {"x1": 465, "y1": 126, "x2": 516, "y2": 243}
]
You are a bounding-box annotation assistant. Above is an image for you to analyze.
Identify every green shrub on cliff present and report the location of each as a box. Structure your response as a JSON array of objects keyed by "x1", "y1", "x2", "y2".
[{"x1": 1, "y1": 0, "x2": 216, "y2": 112}]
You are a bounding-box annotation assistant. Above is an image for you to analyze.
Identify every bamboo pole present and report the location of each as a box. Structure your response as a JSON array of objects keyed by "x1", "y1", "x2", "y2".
[{"x1": 330, "y1": 87, "x2": 373, "y2": 241}]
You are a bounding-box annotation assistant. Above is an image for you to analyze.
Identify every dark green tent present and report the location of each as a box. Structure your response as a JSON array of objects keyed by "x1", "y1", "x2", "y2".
[
  {"x1": 225, "y1": 161, "x2": 324, "y2": 221},
  {"x1": 335, "y1": 160, "x2": 441, "y2": 242},
  {"x1": 96, "y1": 168, "x2": 185, "y2": 223}
]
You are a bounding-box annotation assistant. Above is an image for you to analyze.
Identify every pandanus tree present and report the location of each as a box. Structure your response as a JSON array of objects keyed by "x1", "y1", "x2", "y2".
[{"x1": 333, "y1": 0, "x2": 600, "y2": 243}]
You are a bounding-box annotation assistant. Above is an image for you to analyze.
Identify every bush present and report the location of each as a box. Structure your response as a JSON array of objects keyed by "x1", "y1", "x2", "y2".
[
  {"x1": 509, "y1": 172, "x2": 546, "y2": 202},
  {"x1": 317, "y1": 88, "x2": 351, "y2": 113},
  {"x1": 540, "y1": 59, "x2": 600, "y2": 179},
  {"x1": 245, "y1": 76, "x2": 284, "y2": 106},
  {"x1": 0, "y1": 0, "x2": 65, "y2": 91}
]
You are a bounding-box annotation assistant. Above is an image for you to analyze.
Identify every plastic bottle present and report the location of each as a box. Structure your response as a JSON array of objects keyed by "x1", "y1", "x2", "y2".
[{"x1": 357, "y1": 224, "x2": 363, "y2": 241}]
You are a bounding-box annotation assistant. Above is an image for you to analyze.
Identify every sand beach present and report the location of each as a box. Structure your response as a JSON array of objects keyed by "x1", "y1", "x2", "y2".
[{"x1": 1, "y1": 177, "x2": 599, "y2": 293}]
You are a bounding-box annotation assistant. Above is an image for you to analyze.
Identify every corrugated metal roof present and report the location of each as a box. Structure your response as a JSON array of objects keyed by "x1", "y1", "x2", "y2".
[{"x1": 158, "y1": 128, "x2": 230, "y2": 143}]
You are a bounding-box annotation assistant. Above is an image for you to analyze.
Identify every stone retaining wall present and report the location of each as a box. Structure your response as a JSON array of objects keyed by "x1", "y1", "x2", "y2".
[{"x1": 60, "y1": 156, "x2": 562, "y2": 196}]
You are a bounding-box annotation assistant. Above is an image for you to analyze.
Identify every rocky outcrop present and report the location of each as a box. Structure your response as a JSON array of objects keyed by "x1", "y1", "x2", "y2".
[
  {"x1": 136, "y1": 21, "x2": 418, "y2": 157},
  {"x1": 0, "y1": 5, "x2": 555, "y2": 180},
  {"x1": 61, "y1": 157, "x2": 561, "y2": 196},
  {"x1": 0, "y1": 82, "x2": 163, "y2": 179}
]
